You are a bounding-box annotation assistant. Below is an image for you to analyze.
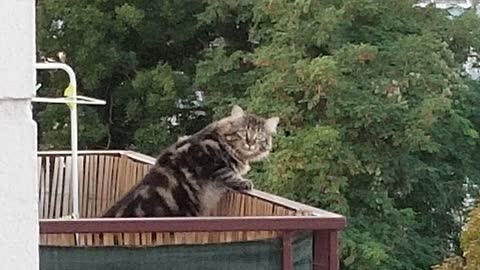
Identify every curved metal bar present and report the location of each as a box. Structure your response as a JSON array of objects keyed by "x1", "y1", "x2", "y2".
[{"x1": 34, "y1": 63, "x2": 105, "y2": 221}]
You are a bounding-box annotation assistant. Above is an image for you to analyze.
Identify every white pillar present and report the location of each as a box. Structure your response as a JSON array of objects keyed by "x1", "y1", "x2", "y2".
[{"x1": 0, "y1": 0, "x2": 38, "y2": 269}]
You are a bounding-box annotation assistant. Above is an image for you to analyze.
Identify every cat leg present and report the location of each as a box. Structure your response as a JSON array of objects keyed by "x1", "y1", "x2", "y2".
[{"x1": 213, "y1": 168, "x2": 253, "y2": 191}]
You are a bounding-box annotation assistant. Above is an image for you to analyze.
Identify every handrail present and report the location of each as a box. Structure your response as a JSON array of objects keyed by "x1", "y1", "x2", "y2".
[
  {"x1": 39, "y1": 215, "x2": 344, "y2": 270},
  {"x1": 39, "y1": 216, "x2": 346, "y2": 234}
]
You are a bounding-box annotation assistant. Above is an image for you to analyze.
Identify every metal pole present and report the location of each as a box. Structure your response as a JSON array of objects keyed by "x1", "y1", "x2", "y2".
[{"x1": 70, "y1": 87, "x2": 79, "y2": 220}]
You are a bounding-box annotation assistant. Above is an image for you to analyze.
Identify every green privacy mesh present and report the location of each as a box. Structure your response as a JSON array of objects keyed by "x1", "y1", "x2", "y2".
[{"x1": 40, "y1": 233, "x2": 312, "y2": 270}]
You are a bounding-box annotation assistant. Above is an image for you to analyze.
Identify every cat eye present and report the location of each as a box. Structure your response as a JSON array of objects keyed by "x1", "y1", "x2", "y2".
[
  {"x1": 256, "y1": 133, "x2": 266, "y2": 141},
  {"x1": 237, "y1": 130, "x2": 248, "y2": 138}
]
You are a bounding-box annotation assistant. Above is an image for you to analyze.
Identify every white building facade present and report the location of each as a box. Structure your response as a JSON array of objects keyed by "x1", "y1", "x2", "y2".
[{"x1": 0, "y1": 0, "x2": 38, "y2": 269}]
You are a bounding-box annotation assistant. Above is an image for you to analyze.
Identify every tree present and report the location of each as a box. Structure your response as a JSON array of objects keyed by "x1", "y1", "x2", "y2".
[
  {"x1": 433, "y1": 202, "x2": 480, "y2": 270},
  {"x1": 195, "y1": 1, "x2": 480, "y2": 269},
  {"x1": 37, "y1": 0, "x2": 480, "y2": 269},
  {"x1": 36, "y1": 0, "x2": 211, "y2": 153}
]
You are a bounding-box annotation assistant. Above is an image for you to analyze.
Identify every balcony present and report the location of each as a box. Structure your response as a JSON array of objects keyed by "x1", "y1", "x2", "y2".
[{"x1": 38, "y1": 150, "x2": 346, "y2": 270}]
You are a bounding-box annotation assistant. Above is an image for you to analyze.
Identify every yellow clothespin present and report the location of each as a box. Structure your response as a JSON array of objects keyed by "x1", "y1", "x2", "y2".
[{"x1": 64, "y1": 83, "x2": 75, "y2": 109}]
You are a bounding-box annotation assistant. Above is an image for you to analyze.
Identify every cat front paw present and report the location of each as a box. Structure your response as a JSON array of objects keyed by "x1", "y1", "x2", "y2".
[
  {"x1": 225, "y1": 178, "x2": 254, "y2": 191},
  {"x1": 238, "y1": 179, "x2": 253, "y2": 191}
]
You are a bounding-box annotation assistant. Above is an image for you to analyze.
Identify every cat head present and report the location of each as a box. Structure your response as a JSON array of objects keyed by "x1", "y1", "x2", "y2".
[{"x1": 217, "y1": 105, "x2": 279, "y2": 162}]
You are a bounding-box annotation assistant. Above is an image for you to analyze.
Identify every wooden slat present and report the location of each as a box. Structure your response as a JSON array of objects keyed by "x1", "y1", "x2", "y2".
[
  {"x1": 102, "y1": 156, "x2": 112, "y2": 212},
  {"x1": 126, "y1": 160, "x2": 135, "y2": 191},
  {"x1": 85, "y1": 233, "x2": 92, "y2": 247},
  {"x1": 78, "y1": 156, "x2": 85, "y2": 218},
  {"x1": 118, "y1": 157, "x2": 128, "y2": 199},
  {"x1": 83, "y1": 156, "x2": 93, "y2": 246},
  {"x1": 38, "y1": 157, "x2": 47, "y2": 245},
  {"x1": 124, "y1": 233, "x2": 132, "y2": 246},
  {"x1": 109, "y1": 156, "x2": 119, "y2": 204},
  {"x1": 105, "y1": 156, "x2": 114, "y2": 207},
  {"x1": 85, "y1": 155, "x2": 93, "y2": 218},
  {"x1": 94, "y1": 233, "x2": 101, "y2": 246},
  {"x1": 52, "y1": 156, "x2": 66, "y2": 246},
  {"x1": 141, "y1": 232, "x2": 152, "y2": 246},
  {"x1": 143, "y1": 164, "x2": 150, "y2": 175},
  {"x1": 63, "y1": 157, "x2": 72, "y2": 215},
  {"x1": 134, "y1": 233, "x2": 141, "y2": 246},
  {"x1": 91, "y1": 155, "x2": 98, "y2": 217},
  {"x1": 113, "y1": 156, "x2": 121, "y2": 201},
  {"x1": 174, "y1": 232, "x2": 182, "y2": 245},
  {"x1": 239, "y1": 192, "x2": 246, "y2": 216},
  {"x1": 103, "y1": 233, "x2": 112, "y2": 246},
  {"x1": 116, "y1": 155, "x2": 128, "y2": 200},
  {"x1": 49, "y1": 157, "x2": 59, "y2": 218},
  {"x1": 38, "y1": 157, "x2": 46, "y2": 218},
  {"x1": 37, "y1": 157, "x2": 43, "y2": 215},
  {"x1": 77, "y1": 233, "x2": 86, "y2": 247},
  {"x1": 87, "y1": 155, "x2": 96, "y2": 217},
  {"x1": 96, "y1": 155, "x2": 105, "y2": 216},
  {"x1": 43, "y1": 156, "x2": 50, "y2": 219},
  {"x1": 91, "y1": 155, "x2": 99, "y2": 245},
  {"x1": 155, "y1": 233, "x2": 164, "y2": 245},
  {"x1": 55, "y1": 156, "x2": 65, "y2": 217}
]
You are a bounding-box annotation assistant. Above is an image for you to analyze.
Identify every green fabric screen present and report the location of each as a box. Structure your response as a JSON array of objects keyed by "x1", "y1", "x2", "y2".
[{"x1": 40, "y1": 234, "x2": 312, "y2": 270}]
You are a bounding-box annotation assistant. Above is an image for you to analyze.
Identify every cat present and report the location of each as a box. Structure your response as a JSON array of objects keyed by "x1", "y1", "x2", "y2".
[{"x1": 101, "y1": 105, "x2": 279, "y2": 217}]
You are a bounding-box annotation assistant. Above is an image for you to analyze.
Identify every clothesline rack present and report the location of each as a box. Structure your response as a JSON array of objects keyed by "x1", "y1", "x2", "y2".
[{"x1": 33, "y1": 62, "x2": 106, "y2": 220}]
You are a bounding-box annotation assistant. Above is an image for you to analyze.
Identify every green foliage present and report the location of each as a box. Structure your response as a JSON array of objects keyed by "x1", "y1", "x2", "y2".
[
  {"x1": 263, "y1": 126, "x2": 355, "y2": 214},
  {"x1": 37, "y1": 0, "x2": 209, "y2": 150},
  {"x1": 37, "y1": 0, "x2": 480, "y2": 269},
  {"x1": 124, "y1": 64, "x2": 199, "y2": 154}
]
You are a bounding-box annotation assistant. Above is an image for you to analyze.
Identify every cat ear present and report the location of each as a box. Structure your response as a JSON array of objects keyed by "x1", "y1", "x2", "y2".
[
  {"x1": 231, "y1": 105, "x2": 245, "y2": 117},
  {"x1": 265, "y1": 117, "x2": 280, "y2": 134}
]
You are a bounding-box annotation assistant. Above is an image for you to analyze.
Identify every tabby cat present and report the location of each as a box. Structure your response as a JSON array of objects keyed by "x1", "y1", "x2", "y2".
[{"x1": 101, "y1": 105, "x2": 279, "y2": 217}]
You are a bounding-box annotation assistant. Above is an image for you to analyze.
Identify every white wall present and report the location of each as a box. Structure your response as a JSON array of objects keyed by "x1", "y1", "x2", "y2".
[{"x1": 0, "y1": 0, "x2": 38, "y2": 269}]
